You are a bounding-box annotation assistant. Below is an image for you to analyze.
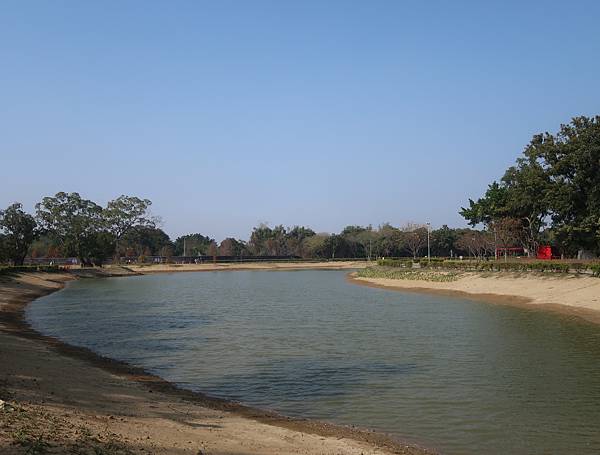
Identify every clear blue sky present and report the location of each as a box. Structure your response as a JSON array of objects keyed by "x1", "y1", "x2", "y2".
[{"x1": 2, "y1": 1, "x2": 599, "y2": 240}]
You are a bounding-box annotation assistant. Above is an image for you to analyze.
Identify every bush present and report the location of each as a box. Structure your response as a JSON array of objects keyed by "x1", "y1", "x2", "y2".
[{"x1": 377, "y1": 258, "x2": 414, "y2": 268}]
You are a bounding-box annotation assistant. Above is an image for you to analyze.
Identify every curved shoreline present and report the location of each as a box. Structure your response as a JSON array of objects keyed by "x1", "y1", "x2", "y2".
[
  {"x1": 0, "y1": 268, "x2": 433, "y2": 455},
  {"x1": 347, "y1": 272, "x2": 600, "y2": 326}
]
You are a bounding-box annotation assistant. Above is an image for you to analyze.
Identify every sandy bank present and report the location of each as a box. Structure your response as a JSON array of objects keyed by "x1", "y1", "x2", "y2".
[
  {"x1": 350, "y1": 271, "x2": 600, "y2": 325},
  {"x1": 0, "y1": 270, "x2": 430, "y2": 455},
  {"x1": 126, "y1": 260, "x2": 370, "y2": 274}
]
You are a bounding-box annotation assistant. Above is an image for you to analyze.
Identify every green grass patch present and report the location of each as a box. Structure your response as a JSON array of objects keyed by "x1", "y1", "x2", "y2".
[{"x1": 357, "y1": 266, "x2": 460, "y2": 282}]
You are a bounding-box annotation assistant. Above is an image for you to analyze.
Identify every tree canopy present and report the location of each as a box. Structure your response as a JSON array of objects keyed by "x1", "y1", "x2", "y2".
[{"x1": 461, "y1": 116, "x2": 600, "y2": 256}]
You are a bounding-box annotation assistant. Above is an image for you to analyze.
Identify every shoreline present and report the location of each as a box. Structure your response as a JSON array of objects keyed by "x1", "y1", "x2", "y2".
[
  {"x1": 348, "y1": 271, "x2": 600, "y2": 326},
  {"x1": 0, "y1": 266, "x2": 432, "y2": 455}
]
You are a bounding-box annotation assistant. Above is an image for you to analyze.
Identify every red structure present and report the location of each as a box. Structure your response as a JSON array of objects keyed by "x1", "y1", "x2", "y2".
[
  {"x1": 536, "y1": 245, "x2": 558, "y2": 260},
  {"x1": 495, "y1": 245, "x2": 558, "y2": 260}
]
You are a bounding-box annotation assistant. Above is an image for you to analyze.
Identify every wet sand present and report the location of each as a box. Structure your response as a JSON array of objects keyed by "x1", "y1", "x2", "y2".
[
  {"x1": 0, "y1": 268, "x2": 430, "y2": 455},
  {"x1": 350, "y1": 271, "x2": 600, "y2": 325}
]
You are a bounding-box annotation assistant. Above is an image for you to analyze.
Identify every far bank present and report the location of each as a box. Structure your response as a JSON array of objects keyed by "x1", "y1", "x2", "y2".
[{"x1": 350, "y1": 269, "x2": 600, "y2": 325}]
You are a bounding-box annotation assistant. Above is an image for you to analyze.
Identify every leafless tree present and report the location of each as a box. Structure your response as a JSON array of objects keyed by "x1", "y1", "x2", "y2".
[{"x1": 402, "y1": 222, "x2": 427, "y2": 259}]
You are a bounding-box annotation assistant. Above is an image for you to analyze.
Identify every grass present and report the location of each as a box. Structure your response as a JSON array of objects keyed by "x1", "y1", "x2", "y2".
[{"x1": 357, "y1": 266, "x2": 461, "y2": 282}]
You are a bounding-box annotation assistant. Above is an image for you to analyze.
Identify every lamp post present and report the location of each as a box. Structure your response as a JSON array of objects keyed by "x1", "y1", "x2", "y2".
[{"x1": 426, "y1": 222, "x2": 431, "y2": 263}]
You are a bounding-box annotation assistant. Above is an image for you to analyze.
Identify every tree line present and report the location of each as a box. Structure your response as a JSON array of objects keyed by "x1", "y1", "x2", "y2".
[
  {"x1": 460, "y1": 115, "x2": 600, "y2": 258},
  {"x1": 2, "y1": 115, "x2": 597, "y2": 265},
  {"x1": 0, "y1": 193, "x2": 491, "y2": 265}
]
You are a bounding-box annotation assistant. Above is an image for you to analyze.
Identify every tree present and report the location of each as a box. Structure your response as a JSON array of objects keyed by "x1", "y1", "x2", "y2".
[
  {"x1": 456, "y1": 230, "x2": 494, "y2": 258},
  {"x1": 430, "y1": 225, "x2": 458, "y2": 257},
  {"x1": 174, "y1": 233, "x2": 214, "y2": 256},
  {"x1": 402, "y1": 223, "x2": 427, "y2": 259},
  {"x1": 285, "y1": 226, "x2": 315, "y2": 257},
  {"x1": 103, "y1": 195, "x2": 154, "y2": 258},
  {"x1": 541, "y1": 116, "x2": 600, "y2": 254},
  {"x1": 0, "y1": 202, "x2": 38, "y2": 265},
  {"x1": 219, "y1": 237, "x2": 248, "y2": 257},
  {"x1": 121, "y1": 226, "x2": 173, "y2": 256},
  {"x1": 35, "y1": 192, "x2": 107, "y2": 266},
  {"x1": 0, "y1": 233, "x2": 6, "y2": 263},
  {"x1": 374, "y1": 223, "x2": 404, "y2": 257},
  {"x1": 302, "y1": 233, "x2": 330, "y2": 258},
  {"x1": 460, "y1": 116, "x2": 600, "y2": 257}
]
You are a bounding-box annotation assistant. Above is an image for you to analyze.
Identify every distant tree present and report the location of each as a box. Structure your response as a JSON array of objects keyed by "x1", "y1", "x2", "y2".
[
  {"x1": 160, "y1": 244, "x2": 174, "y2": 262},
  {"x1": 430, "y1": 225, "x2": 458, "y2": 257},
  {"x1": 402, "y1": 223, "x2": 427, "y2": 259},
  {"x1": 174, "y1": 233, "x2": 214, "y2": 256},
  {"x1": 207, "y1": 241, "x2": 218, "y2": 258},
  {"x1": 285, "y1": 226, "x2": 315, "y2": 257},
  {"x1": 249, "y1": 223, "x2": 288, "y2": 256},
  {"x1": 302, "y1": 233, "x2": 330, "y2": 258},
  {"x1": 456, "y1": 230, "x2": 495, "y2": 258},
  {"x1": 219, "y1": 237, "x2": 248, "y2": 257},
  {"x1": 121, "y1": 226, "x2": 173, "y2": 256},
  {"x1": 374, "y1": 223, "x2": 404, "y2": 257},
  {"x1": 35, "y1": 192, "x2": 107, "y2": 266},
  {"x1": 103, "y1": 195, "x2": 154, "y2": 258},
  {"x1": 0, "y1": 233, "x2": 6, "y2": 263},
  {"x1": 0, "y1": 202, "x2": 38, "y2": 265}
]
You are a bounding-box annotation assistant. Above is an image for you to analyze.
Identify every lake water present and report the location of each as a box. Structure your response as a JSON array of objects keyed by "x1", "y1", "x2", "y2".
[{"x1": 27, "y1": 270, "x2": 600, "y2": 454}]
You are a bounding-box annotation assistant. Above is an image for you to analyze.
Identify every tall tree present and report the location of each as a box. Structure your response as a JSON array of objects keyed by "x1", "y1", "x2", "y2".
[
  {"x1": 402, "y1": 223, "x2": 427, "y2": 259},
  {"x1": 0, "y1": 203, "x2": 37, "y2": 265},
  {"x1": 103, "y1": 195, "x2": 154, "y2": 257},
  {"x1": 35, "y1": 192, "x2": 106, "y2": 265}
]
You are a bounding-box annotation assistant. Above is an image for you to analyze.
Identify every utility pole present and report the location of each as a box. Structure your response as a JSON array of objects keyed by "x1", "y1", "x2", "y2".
[{"x1": 427, "y1": 222, "x2": 431, "y2": 263}]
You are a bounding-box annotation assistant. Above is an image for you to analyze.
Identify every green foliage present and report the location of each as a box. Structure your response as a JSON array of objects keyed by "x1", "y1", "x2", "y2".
[
  {"x1": 121, "y1": 226, "x2": 173, "y2": 256},
  {"x1": 35, "y1": 192, "x2": 107, "y2": 265},
  {"x1": 461, "y1": 116, "x2": 600, "y2": 256},
  {"x1": 382, "y1": 258, "x2": 598, "y2": 275},
  {"x1": 174, "y1": 233, "x2": 215, "y2": 256},
  {"x1": 377, "y1": 258, "x2": 414, "y2": 268},
  {"x1": 0, "y1": 203, "x2": 38, "y2": 265},
  {"x1": 358, "y1": 267, "x2": 459, "y2": 282}
]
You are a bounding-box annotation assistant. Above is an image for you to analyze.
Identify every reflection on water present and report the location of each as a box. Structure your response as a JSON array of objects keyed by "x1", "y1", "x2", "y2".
[{"x1": 27, "y1": 270, "x2": 600, "y2": 455}]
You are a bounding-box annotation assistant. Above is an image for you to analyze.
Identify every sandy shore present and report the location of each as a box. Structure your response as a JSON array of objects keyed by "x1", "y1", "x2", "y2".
[
  {"x1": 350, "y1": 271, "x2": 600, "y2": 325},
  {"x1": 0, "y1": 268, "x2": 430, "y2": 455},
  {"x1": 126, "y1": 260, "x2": 370, "y2": 274}
]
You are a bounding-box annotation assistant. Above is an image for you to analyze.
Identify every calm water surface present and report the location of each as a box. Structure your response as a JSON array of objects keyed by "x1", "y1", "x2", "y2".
[{"x1": 27, "y1": 270, "x2": 600, "y2": 454}]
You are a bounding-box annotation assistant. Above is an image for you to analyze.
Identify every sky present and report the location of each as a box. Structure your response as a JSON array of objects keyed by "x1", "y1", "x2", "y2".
[{"x1": 1, "y1": 1, "x2": 599, "y2": 241}]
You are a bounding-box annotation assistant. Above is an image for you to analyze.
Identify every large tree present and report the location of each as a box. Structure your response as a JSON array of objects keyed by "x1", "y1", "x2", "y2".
[
  {"x1": 461, "y1": 116, "x2": 600, "y2": 256},
  {"x1": 103, "y1": 195, "x2": 154, "y2": 257},
  {"x1": 0, "y1": 203, "x2": 37, "y2": 265},
  {"x1": 35, "y1": 192, "x2": 107, "y2": 266},
  {"x1": 541, "y1": 116, "x2": 600, "y2": 254}
]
